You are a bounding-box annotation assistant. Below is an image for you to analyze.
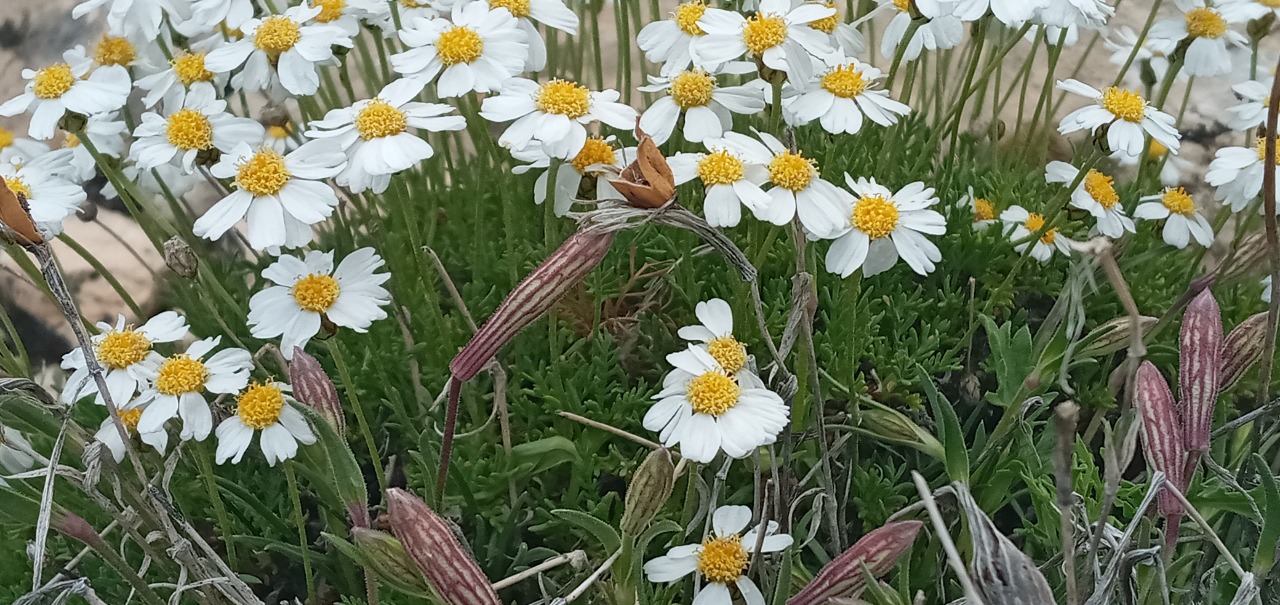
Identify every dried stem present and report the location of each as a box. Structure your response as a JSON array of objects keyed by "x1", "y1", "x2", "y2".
[
  {"x1": 1259, "y1": 53, "x2": 1280, "y2": 412},
  {"x1": 910, "y1": 472, "x2": 984, "y2": 605}
]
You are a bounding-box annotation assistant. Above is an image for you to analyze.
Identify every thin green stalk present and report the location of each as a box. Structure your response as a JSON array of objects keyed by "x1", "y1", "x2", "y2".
[
  {"x1": 55, "y1": 234, "x2": 144, "y2": 318},
  {"x1": 1025, "y1": 27, "x2": 1069, "y2": 148},
  {"x1": 284, "y1": 461, "x2": 317, "y2": 605},
  {"x1": 194, "y1": 441, "x2": 237, "y2": 567},
  {"x1": 325, "y1": 337, "x2": 389, "y2": 493},
  {"x1": 1110, "y1": 0, "x2": 1165, "y2": 88}
]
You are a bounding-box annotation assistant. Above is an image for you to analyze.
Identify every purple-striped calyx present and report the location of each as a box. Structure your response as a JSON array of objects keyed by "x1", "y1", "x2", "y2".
[
  {"x1": 787, "y1": 520, "x2": 922, "y2": 605},
  {"x1": 386, "y1": 488, "x2": 500, "y2": 605}
]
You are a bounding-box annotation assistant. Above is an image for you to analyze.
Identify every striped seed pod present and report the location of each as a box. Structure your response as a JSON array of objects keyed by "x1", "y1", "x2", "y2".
[
  {"x1": 351, "y1": 527, "x2": 435, "y2": 597},
  {"x1": 1220, "y1": 312, "x2": 1268, "y2": 392},
  {"x1": 620, "y1": 448, "x2": 675, "y2": 536},
  {"x1": 787, "y1": 521, "x2": 923, "y2": 605},
  {"x1": 952, "y1": 483, "x2": 1055, "y2": 605},
  {"x1": 1219, "y1": 233, "x2": 1268, "y2": 284},
  {"x1": 1136, "y1": 361, "x2": 1187, "y2": 518},
  {"x1": 289, "y1": 347, "x2": 345, "y2": 435},
  {"x1": 386, "y1": 488, "x2": 500, "y2": 605},
  {"x1": 1075, "y1": 315, "x2": 1157, "y2": 359},
  {"x1": 1179, "y1": 289, "x2": 1222, "y2": 455}
]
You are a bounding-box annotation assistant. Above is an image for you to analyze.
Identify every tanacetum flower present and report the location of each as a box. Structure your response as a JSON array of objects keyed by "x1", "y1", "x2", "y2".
[
  {"x1": 0, "y1": 427, "x2": 35, "y2": 487},
  {"x1": 306, "y1": 78, "x2": 466, "y2": 194},
  {"x1": 94, "y1": 401, "x2": 168, "y2": 462},
  {"x1": 480, "y1": 77, "x2": 637, "y2": 160},
  {"x1": 130, "y1": 83, "x2": 266, "y2": 173},
  {"x1": 215, "y1": 382, "x2": 317, "y2": 465},
  {"x1": 693, "y1": 0, "x2": 835, "y2": 84},
  {"x1": 821, "y1": 176, "x2": 945, "y2": 277},
  {"x1": 195, "y1": 140, "x2": 347, "y2": 250},
  {"x1": 0, "y1": 60, "x2": 130, "y2": 140},
  {"x1": 49, "y1": 114, "x2": 128, "y2": 184},
  {"x1": 1226, "y1": 78, "x2": 1272, "y2": 132},
  {"x1": 877, "y1": 0, "x2": 963, "y2": 62},
  {"x1": 135, "y1": 37, "x2": 230, "y2": 110},
  {"x1": 645, "y1": 345, "x2": 788, "y2": 462},
  {"x1": 644, "y1": 505, "x2": 793, "y2": 605},
  {"x1": 1056, "y1": 79, "x2": 1180, "y2": 157},
  {"x1": 135, "y1": 337, "x2": 254, "y2": 441},
  {"x1": 1045, "y1": 161, "x2": 1134, "y2": 238},
  {"x1": 392, "y1": 3, "x2": 529, "y2": 97},
  {"x1": 60, "y1": 311, "x2": 189, "y2": 407},
  {"x1": 189, "y1": 0, "x2": 256, "y2": 30},
  {"x1": 1000, "y1": 205, "x2": 1074, "y2": 262},
  {"x1": 203, "y1": 4, "x2": 353, "y2": 97},
  {"x1": 638, "y1": 1, "x2": 714, "y2": 76},
  {"x1": 0, "y1": 127, "x2": 50, "y2": 166},
  {"x1": 916, "y1": 0, "x2": 1047, "y2": 25},
  {"x1": 1218, "y1": 0, "x2": 1280, "y2": 24},
  {"x1": 1037, "y1": 0, "x2": 1114, "y2": 28},
  {"x1": 668, "y1": 143, "x2": 770, "y2": 228},
  {"x1": 1104, "y1": 25, "x2": 1176, "y2": 89},
  {"x1": 247, "y1": 248, "x2": 392, "y2": 360},
  {"x1": 638, "y1": 69, "x2": 765, "y2": 145},
  {"x1": 677, "y1": 299, "x2": 750, "y2": 376},
  {"x1": 1135, "y1": 187, "x2": 1214, "y2": 249},
  {"x1": 1206, "y1": 137, "x2": 1278, "y2": 212},
  {"x1": 0, "y1": 152, "x2": 87, "y2": 238},
  {"x1": 483, "y1": 0, "x2": 579, "y2": 71},
  {"x1": 712, "y1": 130, "x2": 844, "y2": 233},
  {"x1": 960, "y1": 187, "x2": 998, "y2": 230},
  {"x1": 784, "y1": 58, "x2": 909, "y2": 135},
  {"x1": 1149, "y1": 2, "x2": 1244, "y2": 77},
  {"x1": 511, "y1": 136, "x2": 630, "y2": 216},
  {"x1": 71, "y1": 0, "x2": 171, "y2": 42},
  {"x1": 1111, "y1": 139, "x2": 1187, "y2": 187}
]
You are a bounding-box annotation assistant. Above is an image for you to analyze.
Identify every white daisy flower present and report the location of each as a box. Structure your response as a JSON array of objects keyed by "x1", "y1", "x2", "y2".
[
  {"x1": 678, "y1": 298, "x2": 753, "y2": 376},
  {"x1": 1148, "y1": 3, "x2": 1244, "y2": 77},
  {"x1": 194, "y1": 140, "x2": 347, "y2": 251},
  {"x1": 1219, "y1": 0, "x2": 1280, "y2": 23},
  {"x1": 61, "y1": 35, "x2": 151, "y2": 73},
  {"x1": 480, "y1": 77, "x2": 637, "y2": 160},
  {"x1": 0, "y1": 154, "x2": 87, "y2": 238},
  {"x1": 1226, "y1": 78, "x2": 1273, "y2": 132},
  {"x1": 511, "y1": 136, "x2": 630, "y2": 216},
  {"x1": 130, "y1": 83, "x2": 266, "y2": 174},
  {"x1": 784, "y1": 58, "x2": 910, "y2": 135},
  {"x1": 711, "y1": 130, "x2": 844, "y2": 234},
  {"x1": 94, "y1": 402, "x2": 169, "y2": 462},
  {"x1": 304, "y1": 0, "x2": 387, "y2": 36},
  {"x1": 821, "y1": 176, "x2": 945, "y2": 277},
  {"x1": 1104, "y1": 25, "x2": 1176, "y2": 89},
  {"x1": 638, "y1": 1, "x2": 714, "y2": 76},
  {"x1": 203, "y1": 4, "x2": 353, "y2": 98},
  {"x1": 1055, "y1": 79, "x2": 1180, "y2": 157},
  {"x1": 693, "y1": 0, "x2": 835, "y2": 84},
  {"x1": 482, "y1": 0, "x2": 580, "y2": 71},
  {"x1": 123, "y1": 162, "x2": 202, "y2": 199},
  {"x1": 188, "y1": 0, "x2": 256, "y2": 30},
  {"x1": 134, "y1": 337, "x2": 254, "y2": 442},
  {"x1": 72, "y1": 0, "x2": 171, "y2": 41},
  {"x1": 263, "y1": 123, "x2": 299, "y2": 154},
  {"x1": 1000, "y1": 205, "x2": 1074, "y2": 262},
  {"x1": 247, "y1": 248, "x2": 392, "y2": 360},
  {"x1": 1036, "y1": 0, "x2": 1114, "y2": 29},
  {"x1": 668, "y1": 144, "x2": 770, "y2": 228},
  {"x1": 960, "y1": 187, "x2": 998, "y2": 230},
  {"x1": 645, "y1": 346, "x2": 788, "y2": 463},
  {"x1": 0, "y1": 427, "x2": 36, "y2": 486},
  {"x1": 44, "y1": 114, "x2": 129, "y2": 184},
  {"x1": 0, "y1": 61, "x2": 130, "y2": 140},
  {"x1": 1206, "y1": 138, "x2": 1278, "y2": 212},
  {"x1": 638, "y1": 69, "x2": 766, "y2": 145},
  {"x1": 803, "y1": 2, "x2": 865, "y2": 57},
  {"x1": 392, "y1": 3, "x2": 528, "y2": 97},
  {"x1": 60, "y1": 311, "x2": 189, "y2": 407},
  {"x1": 1135, "y1": 187, "x2": 1214, "y2": 249},
  {"x1": 1111, "y1": 139, "x2": 1187, "y2": 187},
  {"x1": 643, "y1": 505, "x2": 793, "y2": 605},
  {"x1": 135, "y1": 36, "x2": 231, "y2": 110},
  {"x1": 215, "y1": 382, "x2": 317, "y2": 466},
  {"x1": 0, "y1": 127, "x2": 50, "y2": 166},
  {"x1": 877, "y1": 0, "x2": 964, "y2": 62},
  {"x1": 918, "y1": 0, "x2": 1048, "y2": 25},
  {"x1": 1045, "y1": 161, "x2": 1134, "y2": 238},
  {"x1": 305, "y1": 78, "x2": 466, "y2": 194}
]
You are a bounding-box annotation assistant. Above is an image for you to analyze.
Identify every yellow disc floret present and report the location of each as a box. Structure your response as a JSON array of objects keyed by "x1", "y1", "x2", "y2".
[
  {"x1": 118, "y1": 408, "x2": 143, "y2": 433},
  {"x1": 436, "y1": 26, "x2": 485, "y2": 66},
  {"x1": 686, "y1": 371, "x2": 740, "y2": 416},
  {"x1": 697, "y1": 149, "x2": 745, "y2": 186},
  {"x1": 535, "y1": 79, "x2": 592, "y2": 118},
  {"x1": 62, "y1": 133, "x2": 81, "y2": 148},
  {"x1": 743, "y1": 13, "x2": 787, "y2": 55},
  {"x1": 768, "y1": 151, "x2": 815, "y2": 192},
  {"x1": 32, "y1": 63, "x2": 75, "y2": 100},
  {"x1": 355, "y1": 99, "x2": 408, "y2": 140},
  {"x1": 1101, "y1": 87, "x2": 1146, "y2": 123},
  {"x1": 808, "y1": 2, "x2": 838, "y2": 33},
  {"x1": 1160, "y1": 187, "x2": 1196, "y2": 216},
  {"x1": 1148, "y1": 139, "x2": 1168, "y2": 159},
  {"x1": 1084, "y1": 169, "x2": 1119, "y2": 209},
  {"x1": 95, "y1": 36, "x2": 136, "y2": 66},
  {"x1": 571, "y1": 137, "x2": 617, "y2": 173},
  {"x1": 313, "y1": 0, "x2": 346, "y2": 22},
  {"x1": 852, "y1": 195, "x2": 899, "y2": 239},
  {"x1": 155, "y1": 354, "x2": 209, "y2": 395},
  {"x1": 1185, "y1": 7, "x2": 1226, "y2": 38},
  {"x1": 821, "y1": 64, "x2": 868, "y2": 99},
  {"x1": 236, "y1": 382, "x2": 286, "y2": 430},
  {"x1": 1256, "y1": 136, "x2": 1276, "y2": 161},
  {"x1": 292, "y1": 274, "x2": 341, "y2": 312},
  {"x1": 670, "y1": 70, "x2": 716, "y2": 109},
  {"x1": 893, "y1": 0, "x2": 912, "y2": 12},
  {"x1": 973, "y1": 197, "x2": 994, "y2": 222},
  {"x1": 674, "y1": 2, "x2": 708, "y2": 35},
  {"x1": 706, "y1": 336, "x2": 747, "y2": 374},
  {"x1": 172, "y1": 53, "x2": 214, "y2": 86},
  {"x1": 3, "y1": 177, "x2": 30, "y2": 199},
  {"x1": 236, "y1": 149, "x2": 292, "y2": 196},
  {"x1": 254, "y1": 16, "x2": 302, "y2": 56},
  {"x1": 698, "y1": 535, "x2": 749, "y2": 584},
  {"x1": 489, "y1": 0, "x2": 531, "y2": 18},
  {"x1": 0, "y1": 128, "x2": 14, "y2": 150},
  {"x1": 1024, "y1": 213, "x2": 1057, "y2": 244},
  {"x1": 166, "y1": 109, "x2": 215, "y2": 151},
  {"x1": 96, "y1": 329, "x2": 152, "y2": 369}
]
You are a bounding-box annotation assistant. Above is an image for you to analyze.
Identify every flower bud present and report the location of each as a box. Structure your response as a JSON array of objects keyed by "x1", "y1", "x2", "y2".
[
  {"x1": 289, "y1": 347, "x2": 345, "y2": 435},
  {"x1": 162, "y1": 236, "x2": 199, "y2": 279},
  {"x1": 1076, "y1": 316, "x2": 1157, "y2": 358},
  {"x1": 620, "y1": 448, "x2": 675, "y2": 536},
  {"x1": 952, "y1": 483, "x2": 1055, "y2": 604},
  {"x1": 351, "y1": 527, "x2": 434, "y2": 597},
  {"x1": 787, "y1": 521, "x2": 923, "y2": 605},
  {"x1": 1180, "y1": 289, "x2": 1222, "y2": 455},
  {"x1": 386, "y1": 488, "x2": 500, "y2": 605},
  {"x1": 1221, "y1": 312, "x2": 1268, "y2": 392},
  {"x1": 53, "y1": 511, "x2": 104, "y2": 549},
  {"x1": 1136, "y1": 361, "x2": 1186, "y2": 520},
  {"x1": 860, "y1": 407, "x2": 945, "y2": 461}
]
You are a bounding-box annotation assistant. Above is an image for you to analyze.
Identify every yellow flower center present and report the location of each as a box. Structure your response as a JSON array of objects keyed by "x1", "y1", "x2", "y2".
[
  {"x1": 1083, "y1": 169, "x2": 1119, "y2": 209},
  {"x1": 686, "y1": 371, "x2": 740, "y2": 416},
  {"x1": 808, "y1": 2, "x2": 838, "y2": 33},
  {"x1": 118, "y1": 408, "x2": 143, "y2": 433},
  {"x1": 32, "y1": 63, "x2": 75, "y2": 100},
  {"x1": 488, "y1": 0, "x2": 531, "y2": 18},
  {"x1": 698, "y1": 535, "x2": 749, "y2": 584},
  {"x1": 973, "y1": 197, "x2": 994, "y2": 222},
  {"x1": 292, "y1": 273, "x2": 341, "y2": 312},
  {"x1": 1161, "y1": 187, "x2": 1196, "y2": 216},
  {"x1": 535, "y1": 79, "x2": 592, "y2": 118},
  {"x1": 743, "y1": 13, "x2": 787, "y2": 55},
  {"x1": 1185, "y1": 7, "x2": 1226, "y2": 38},
  {"x1": 852, "y1": 195, "x2": 899, "y2": 239},
  {"x1": 96, "y1": 329, "x2": 153, "y2": 369},
  {"x1": 313, "y1": 0, "x2": 346, "y2": 22},
  {"x1": 63, "y1": 133, "x2": 81, "y2": 148},
  {"x1": 768, "y1": 151, "x2": 815, "y2": 192},
  {"x1": 166, "y1": 109, "x2": 215, "y2": 151},
  {"x1": 437, "y1": 26, "x2": 485, "y2": 66},
  {"x1": 95, "y1": 36, "x2": 136, "y2": 66},
  {"x1": 1148, "y1": 139, "x2": 1168, "y2": 159},
  {"x1": 893, "y1": 0, "x2": 911, "y2": 12},
  {"x1": 254, "y1": 16, "x2": 301, "y2": 56},
  {"x1": 1024, "y1": 213, "x2": 1057, "y2": 244},
  {"x1": 706, "y1": 336, "x2": 747, "y2": 374},
  {"x1": 236, "y1": 149, "x2": 292, "y2": 196},
  {"x1": 570, "y1": 137, "x2": 617, "y2": 173},
  {"x1": 155, "y1": 354, "x2": 209, "y2": 395},
  {"x1": 237, "y1": 382, "x2": 285, "y2": 430},
  {"x1": 4, "y1": 177, "x2": 31, "y2": 199},
  {"x1": 1256, "y1": 136, "x2": 1276, "y2": 161},
  {"x1": 0, "y1": 128, "x2": 14, "y2": 149},
  {"x1": 172, "y1": 53, "x2": 214, "y2": 86},
  {"x1": 1101, "y1": 87, "x2": 1146, "y2": 123},
  {"x1": 670, "y1": 70, "x2": 716, "y2": 109},
  {"x1": 400, "y1": 0, "x2": 429, "y2": 6},
  {"x1": 674, "y1": 2, "x2": 708, "y2": 35},
  {"x1": 697, "y1": 149, "x2": 745, "y2": 186},
  {"x1": 1261, "y1": 0, "x2": 1280, "y2": 7},
  {"x1": 355, "y1": 99, "x2": 408, "y2": 140},
  {"x1": 267, "y1": 124, "x2": 291, "y2": 140},
  {"x1": 821, "y1": 65, "x2": 868, "y2": 99}
]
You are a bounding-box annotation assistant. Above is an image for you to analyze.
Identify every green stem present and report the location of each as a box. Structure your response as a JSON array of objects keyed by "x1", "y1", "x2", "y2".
[
  {"x1": 56, "y1": 234, "x2": 143, "y2": 318},
  {"x1": 284, "y1": 461, "x2": 317, "y2": 605},
  {"x1": 325, "y1": 338, "x2": 389, "y2": 493},
  {"x1": 195, "y1": 440, "x2": 237, "y2": 567}
]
